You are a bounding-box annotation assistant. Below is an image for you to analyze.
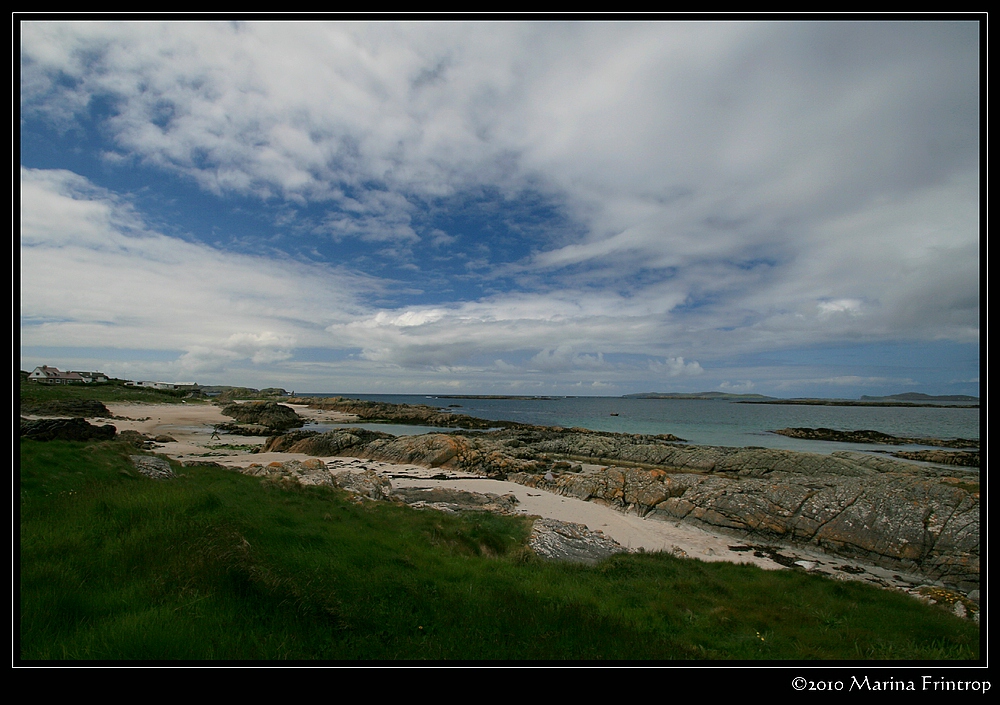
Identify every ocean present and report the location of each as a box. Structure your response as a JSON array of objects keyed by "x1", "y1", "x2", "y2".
[{"x1": 299, "y1": 394, "x2": 980, "y2": 454}]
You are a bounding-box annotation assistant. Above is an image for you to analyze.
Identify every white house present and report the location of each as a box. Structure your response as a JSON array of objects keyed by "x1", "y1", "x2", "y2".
[{"x1": 29, "y1": 366, "x2": 87, "y2": 384}]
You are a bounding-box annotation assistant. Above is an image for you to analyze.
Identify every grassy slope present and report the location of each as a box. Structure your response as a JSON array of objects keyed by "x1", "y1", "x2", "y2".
[{"x1": 19, "y1": 440, "x2": 979, "y2": 661}]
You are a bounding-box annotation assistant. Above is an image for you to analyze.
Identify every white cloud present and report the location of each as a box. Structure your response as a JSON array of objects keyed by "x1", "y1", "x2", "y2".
[
  {"x1": 20, "y1": 167, "x2": 372, "y2": 368},
  {"x1": 528, "y1": 347, "x2": 606, "y2": 372},
  {"x1": 719, "y1": 380, "x2": 755, "y2": 392},
  {"x1": 19, "y1": 22, "x2": 980, "y2": 394},
  {"x1": 817, "y1": 299, "x2": 863, "y2": 316},
  {"x1": 650, "y1": 357, "x2": 705, "y2": 377}
]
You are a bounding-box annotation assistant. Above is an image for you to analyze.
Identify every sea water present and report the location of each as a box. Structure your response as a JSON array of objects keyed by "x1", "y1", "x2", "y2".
[{"x1": 300, "y1": 394, "x2": 979, "y2": 454}]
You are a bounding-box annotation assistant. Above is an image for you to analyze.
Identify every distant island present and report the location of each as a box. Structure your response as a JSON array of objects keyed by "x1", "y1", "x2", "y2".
[
  {"x1": 623, "y1": 392, "x2": 776, "y2": 401},
  {"x1": 625, "y1": 392, "x2": 978, "y2": 408},
  {"x1": 433, "y1": 395, "x2": 561, "y2": 400},
  {"x1": 859, "y1": 393, "x2": 980, "y2": 403}
]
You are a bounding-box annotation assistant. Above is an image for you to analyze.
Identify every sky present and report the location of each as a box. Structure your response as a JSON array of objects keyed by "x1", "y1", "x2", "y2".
[{"x1": 18, "y1": 20, "x2": 981, "y2": 397}]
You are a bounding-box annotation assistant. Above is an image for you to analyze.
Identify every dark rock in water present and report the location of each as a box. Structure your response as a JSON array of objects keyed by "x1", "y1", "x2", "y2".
[
  {"x1": 220, "y1": 401, "x2": 304, "y2": 431},
  {"x1": 772, "y1": 427, "x2": 978, "y2": 450},
  {"x1": 20, "y1": 399, "x2": 112, "y2": 418},
  {"x1": 891, "y1": 450, "x2": 979, "y2": 467},
  {"x1": 20, "y1": 417, "x2": 116, "y2": 442}
]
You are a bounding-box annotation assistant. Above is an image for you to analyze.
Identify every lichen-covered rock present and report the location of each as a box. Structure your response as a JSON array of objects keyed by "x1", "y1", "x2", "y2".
[
  {"x1": 528, "y1": 518, "x2": 627, "y2": 564},
  {"x1": 241, "y1": 458, "x2": 332, "y2": 486},
  {"x1": 130, "y1": 455, "x2": 175, "y2": 479},
  {"x1": 332, "y1": 469, "x2": 393, "y2": 500}
]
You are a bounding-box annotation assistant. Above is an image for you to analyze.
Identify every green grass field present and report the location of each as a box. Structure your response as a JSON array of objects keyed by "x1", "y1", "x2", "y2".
[{"x1": 19, "y1": 439, "x2": 980, "y2": 661}]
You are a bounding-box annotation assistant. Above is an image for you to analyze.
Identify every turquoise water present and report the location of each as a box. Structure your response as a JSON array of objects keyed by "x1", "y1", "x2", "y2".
[{"x1": 303, "y1": 394, "x2": 979, "y2": 454}]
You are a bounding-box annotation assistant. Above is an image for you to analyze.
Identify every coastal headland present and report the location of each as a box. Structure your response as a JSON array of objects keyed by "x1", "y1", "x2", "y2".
[{"x1": 23, "y1": 395, "x2": 979, "y2": 602}]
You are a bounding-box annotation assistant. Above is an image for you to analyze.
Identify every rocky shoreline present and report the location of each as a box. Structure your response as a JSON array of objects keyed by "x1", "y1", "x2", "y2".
[
  {"x1": 287, "y1": 396, "x2": 507, "y2": 430},
  {"x1": 20, "y1": 398, "x2": 980, "y2": 599},
  {"x1": 255, "y1": 425, "x2": 979, "y2": 594},
  {"x1": 205, "y1": 454, "x2": 978, "y2": 619}
]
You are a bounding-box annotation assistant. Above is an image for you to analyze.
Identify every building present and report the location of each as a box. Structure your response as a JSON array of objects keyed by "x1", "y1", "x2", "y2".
[
  {"x1": 125, "y1": 381, "x2": 199, "y2": 391},
  {"x1": 28, "y1": 366, "x2": 102, "y2": 384},
  {"x1": 71, "y1": 370, "x2": 109, "y2": 383}
]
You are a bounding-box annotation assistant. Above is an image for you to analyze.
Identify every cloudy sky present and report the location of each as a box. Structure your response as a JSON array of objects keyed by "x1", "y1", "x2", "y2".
[{"x1": 19, "y1": 20, "x2": 980, "y2": 397}]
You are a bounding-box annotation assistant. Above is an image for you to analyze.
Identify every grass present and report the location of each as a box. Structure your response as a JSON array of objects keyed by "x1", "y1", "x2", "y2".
[
  {"x1": 20, "y1": 378, "x2": 199, "y2": 406},
  {"x1": 19, "y1": 439, "x2": 980, "y2": 661}
]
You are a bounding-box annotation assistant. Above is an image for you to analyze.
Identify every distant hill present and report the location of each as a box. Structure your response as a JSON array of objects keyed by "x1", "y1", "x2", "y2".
[
  {"x1": 860, "y1": 393, "x2": 979, "y2": 403},
  {"x1": 623, "y1": 392, "x2": 777, "y2": 401}
]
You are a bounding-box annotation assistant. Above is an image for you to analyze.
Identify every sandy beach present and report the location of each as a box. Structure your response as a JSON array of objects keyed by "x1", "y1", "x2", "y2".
[{"x1": 101, "y1": 402, "x2": 929, "y2": 586}]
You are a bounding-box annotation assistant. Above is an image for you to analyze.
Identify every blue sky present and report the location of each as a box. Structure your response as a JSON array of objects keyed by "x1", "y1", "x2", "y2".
[{"x1": 19, "y1": 20, "x2": 980, "y2": 397}]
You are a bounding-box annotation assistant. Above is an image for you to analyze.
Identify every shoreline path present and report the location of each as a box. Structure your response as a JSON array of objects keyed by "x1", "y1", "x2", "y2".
[{"x1": 103, "y1": 402, "x2": 934, "y2": 588}]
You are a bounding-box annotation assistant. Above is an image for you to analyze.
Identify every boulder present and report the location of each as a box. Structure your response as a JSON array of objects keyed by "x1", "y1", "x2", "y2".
[
  {"x1": 129, "y1": 455, "x2": 175, "y2": 479},
  {"x1": 528, "y1": 518, "x2": 627, "y2": 564},
  {"x1": 332, "y1": 469, "x2": 393, "y2": 501},
  {"x1": 220, "y1": 401, "x2": 304, "y2": 431},
  {"x1": 392, "y1": 486, "x2": 519, "y2": 514}
]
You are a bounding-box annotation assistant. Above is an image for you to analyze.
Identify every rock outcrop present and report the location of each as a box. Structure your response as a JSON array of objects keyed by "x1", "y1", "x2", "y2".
[
  {"x1": 260, "y1": 425, "x2": 980, "y2": 591},
  {"x1": 20, "y1": 417, "x2": 117, "y2": 442},
  {"x1": 288, "y1": 396, "x2": 507, "y2": 430},
  {"x1": 509, "y1": 461, "x2": 978, "y2": 591},
  {"x1": 117, "y1": 429, "x2": 156, "y2": 449},
  {"x1": 20, "y1": 399, "x2": 113, "y2": 418},
  {"x1": 219, "y1": 401, "x2": 304, "y2": 433},
  {"x1": 261, "y1": 428, "x2": 394, "y2": 455}
]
